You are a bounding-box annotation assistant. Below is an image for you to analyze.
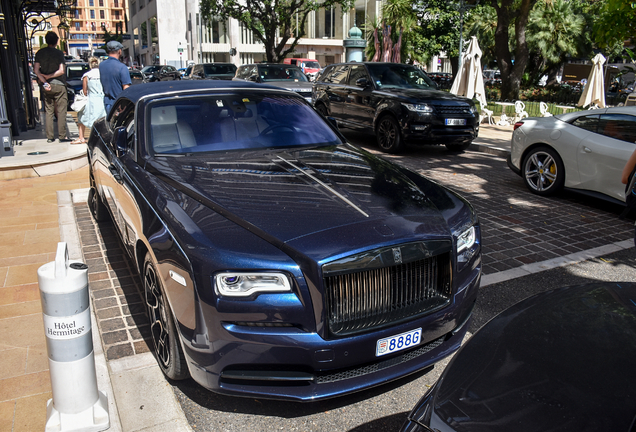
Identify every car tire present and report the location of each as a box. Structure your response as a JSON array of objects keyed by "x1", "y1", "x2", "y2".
[
  {"x1": 315, "y1": 103, "x2": 328, "y2": 117},
  {"x1": 522, "y1": 146, "x2": 565, "y2": 196},
  {"x1": 88, "y1": 174, "x2": 108, "y2": 222},
  {"x1": 446, "y1": 141, "x2": 471, "y2": 152},
  {"x1": 376, "y1": 115, "x2": 403, "y2": 153},
  {"x1": 143, "y1": 252, "x2": 189, "y2": 380}
]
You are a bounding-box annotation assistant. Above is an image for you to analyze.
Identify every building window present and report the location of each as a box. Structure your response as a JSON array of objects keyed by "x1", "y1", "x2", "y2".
[
  {"x1": 90, "y1": 10, "x2": 95, "y2": 19},
  {"x1": 324, "y1": 7, "x2": 335, "y2": 39},
  {"x1": 74, "y1": 10, "x2": 80, "y2": 18},
  {"x1": 114, "y1": 0, "x2": 119, "y2": 6},
  {"x1": 89, "y1": 0, "x2": 94, "y2": 5},
  {"x1": 99, "y1": 0, "x2": 103, "y2": 6},
  {"x1": 114, "y1": 11, "x2": 120, "y2": 19},
  {"x1": 131, "y1": 1, "x2": 136, "y2": 14},
  {"x1": 75, "y1": 22, "x2": 80, "y2": 31},
  {"x1": 100, "y1": 10, "x2": 105, "y2": 19}
]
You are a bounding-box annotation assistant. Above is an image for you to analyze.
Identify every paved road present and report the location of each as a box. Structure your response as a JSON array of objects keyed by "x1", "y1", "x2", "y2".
[{"x1": 169, "y1": 131, "x2": 636, "y2": 432}]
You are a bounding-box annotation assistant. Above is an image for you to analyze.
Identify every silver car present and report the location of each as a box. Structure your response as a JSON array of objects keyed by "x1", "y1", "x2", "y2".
[{"x1": 507, "y1": 106, "x2": 636, "y2": 203}]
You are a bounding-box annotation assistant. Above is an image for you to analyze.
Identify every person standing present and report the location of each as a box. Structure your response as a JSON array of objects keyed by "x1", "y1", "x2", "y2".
[
  {"x1": 34, "y1": 31, "x2": 70, "y2": 143},
  {"x1": 99, "y1": 41, "x2": 131, "y2": 114},
  {"x1": 73, "y1": 57, "x2": 106, "y2": 144}
]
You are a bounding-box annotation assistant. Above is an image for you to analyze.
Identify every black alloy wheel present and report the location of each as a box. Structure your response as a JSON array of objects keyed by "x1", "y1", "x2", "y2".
[
  {"x1": 88, "y1": 173, "x2": 108, "y2": 222},
  {"x1": 144, "y1": 252, "x2": 189, "y2": 380},
  {"x1": 522, "y1": 146, "x2": 565, "y2": 196},
  {"x1": 376, "y1": 115, "x2": 403, "y2": 153}
]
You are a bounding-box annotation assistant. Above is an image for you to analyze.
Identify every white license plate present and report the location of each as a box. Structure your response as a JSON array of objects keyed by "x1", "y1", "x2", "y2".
[
  {"x1": 445, "y1": 118, "x2": 467, "y2": 126},
  {"x1": 376, "y1": 328, "x2": 422, "y2": 357}
]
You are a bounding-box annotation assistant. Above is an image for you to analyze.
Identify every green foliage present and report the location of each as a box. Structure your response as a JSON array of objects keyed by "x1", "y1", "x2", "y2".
[
  {"x1": 100, "y1": 29, "x2": 123, "y2": 50},
  {"x1": 413, "y1": 0, "x2": 462, "y2": 63},
  {"x1": 199, "y1": 0, "x2": 353, "y2": 62},
  {"x1": 594, "y1": 0, "x2": 636, "y2": 49},
  {"x1": 466, "y1": 4, "x2": 498, "y2": 68},
  {"x1": 364, "y1": 0, "x2": 420, "y2": 63}
]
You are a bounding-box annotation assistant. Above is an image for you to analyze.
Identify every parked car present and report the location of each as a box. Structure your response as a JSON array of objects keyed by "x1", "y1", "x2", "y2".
[
  {"x1": 87, "y1": 80, "x2": 481, "y2": 402},
  {"x1": 508, "y1": 106, "x2": 636, "y2": 203},
  {"x1": 141, "y1": 65, "x2": 181, "y2": 82},
  {"x1": 400, "y1": 282, "x2": 636, "y2": 432},
  {"x1": 233, "y1": 63, "x2": 313, "y2": 103},
  {"x1": 312, "y1": 62, "x2": 478, "y2": 153},
  {"x1": 66, "y1": 62, "x2": 90, "y2": 110},
  {"x1": 427, "y1": 71, "x2": 453, "y2": 89},
  {"x1": 189, "y1": 63, "x2": 237, "y2": 80},
  {"x1": 283, "y1": 58, "x2": 322, "y2": 80},
  {"x1": 129, "y1": 69, "x2": 146, "y2": 85}
]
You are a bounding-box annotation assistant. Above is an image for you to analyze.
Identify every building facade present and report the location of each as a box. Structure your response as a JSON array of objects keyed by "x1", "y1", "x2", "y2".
[{"x1": 66, "y1": 0, "x2": 127, "y2": 59}]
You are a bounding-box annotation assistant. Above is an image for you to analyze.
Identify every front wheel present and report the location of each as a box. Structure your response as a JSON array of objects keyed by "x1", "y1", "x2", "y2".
[
  {"x1": 144, "y1": 252, "x2": 189, "y2": 380},
  {"x1": 376, "y1": 116, "x2": 403, "y2": 153},
  {"x1": 88, "y1": 173, "x2": 108, "y2": 222},
  {"x1": 522, "y1": 146, "x2": 565, "y2": 196}
]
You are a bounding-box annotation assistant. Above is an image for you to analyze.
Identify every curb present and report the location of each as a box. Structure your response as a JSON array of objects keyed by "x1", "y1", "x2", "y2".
[{"x1": 469, "y1": 142, "x2": 509, "y2": 158}]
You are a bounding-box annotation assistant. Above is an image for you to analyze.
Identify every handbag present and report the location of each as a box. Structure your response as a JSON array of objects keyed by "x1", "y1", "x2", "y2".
[{"x1": 71, "y1": 91, "x2": 88, "y2": 112}]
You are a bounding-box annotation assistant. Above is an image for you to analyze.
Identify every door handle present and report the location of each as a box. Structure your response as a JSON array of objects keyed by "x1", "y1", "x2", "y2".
[
  {"x1": 109, "y1": 164, "x2": 122, "y2": 183},
  {"x1": 583, "y1": 147, "x2": 592, "y2": 153}
]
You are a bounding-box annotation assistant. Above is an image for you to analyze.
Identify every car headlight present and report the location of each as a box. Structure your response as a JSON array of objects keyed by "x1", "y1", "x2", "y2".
[
  {"x1": 469, "y1": 105, "x2": 478, "y2": 115},
  {"x1": 215, "y1": 272, "x2": 291, "y2": 297},
  {"x1": 403, "y1": 103, "x2": 434, "y2": 114},
  {"x1": 456, "y1": 226, "x2": 476, "y2": 254}
]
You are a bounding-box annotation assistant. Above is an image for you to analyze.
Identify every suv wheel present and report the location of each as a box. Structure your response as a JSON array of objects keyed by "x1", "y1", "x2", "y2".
[{"x1": 376, "y1": 116, "x2": 403, "y2": 153}]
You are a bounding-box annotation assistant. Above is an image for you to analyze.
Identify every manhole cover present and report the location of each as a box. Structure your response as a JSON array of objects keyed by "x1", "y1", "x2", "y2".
[{"x1": 27, "y1": 151, "x2": 49, "y2": 155}]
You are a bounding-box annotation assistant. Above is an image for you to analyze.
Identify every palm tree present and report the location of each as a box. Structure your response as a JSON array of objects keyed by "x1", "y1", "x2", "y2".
[
  {"x1": 526, "y1": 0, "x2": 589, "y2": 85},
  {"x1": 363, "y1": 0, "x2": 420, "y2": 63}
]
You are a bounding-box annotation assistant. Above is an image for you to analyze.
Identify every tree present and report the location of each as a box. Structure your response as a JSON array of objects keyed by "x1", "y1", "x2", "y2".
[
  {"x1": 486, "y1": 0, "x2": 539, "y2": 100},
  {"x1": 364, "y1": 0, "x2": 419, "y2": 63},
  {"x1": 412, "y1": 0, "x2": 464, "y2": 71},
  {"x1": 594, "y1": 0, "x2": 636, "y2": 50},
  {"x1": 526, "y1": 0, "x2": 589, "y2": 86},
  {"x1": 200, "y1": 0, "x2": 353, "y2": 63}
]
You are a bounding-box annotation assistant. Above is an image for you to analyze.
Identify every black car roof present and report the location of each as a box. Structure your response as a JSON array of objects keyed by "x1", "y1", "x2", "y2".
[{"x1": 116, "y1": 79, "x2": 288, "y2": 104}]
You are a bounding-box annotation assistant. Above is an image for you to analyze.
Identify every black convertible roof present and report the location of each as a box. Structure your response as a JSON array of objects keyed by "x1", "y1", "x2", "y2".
[{"x1": 116, "y1": 79, "x2": 280, "y2": 104}]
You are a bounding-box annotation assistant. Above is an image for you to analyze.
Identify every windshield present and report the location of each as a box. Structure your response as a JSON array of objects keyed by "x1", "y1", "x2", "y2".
[
  {"x1": 302, "y1": 61, "x2": 321, "y2": 69},
  {"x1": 204, "y1": 64, "x2": 237, "y2": 76},
  {"x1": 142, "y1": 66, "x2": 161, "y2": 73},
  {"x1": 366, "y1": 64, "x2": 436, "y2": 90},
  {"x1": 67, "y1": 64, "x2": 90, "y2": 79},
  {"x1": 259, "y1": 66, "x2": 309, "y2": 82},
  {"x1": 148, "y1": 92, "x2": 342, "y2": 155}
]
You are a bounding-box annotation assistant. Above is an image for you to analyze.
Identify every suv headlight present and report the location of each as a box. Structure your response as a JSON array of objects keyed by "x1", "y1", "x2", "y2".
[
  {"x1": 403, "y1": 103, "x2": 434, "y2": 114},
  {"x1": 469, "y1": 105, "x2": 478, "y2": 115},
  {"x1": 456, "y1": 226, "x2": 476, "y2": 254},
  {"x1": 215, "y1": 272, "x2": 291, "y2": 297}
]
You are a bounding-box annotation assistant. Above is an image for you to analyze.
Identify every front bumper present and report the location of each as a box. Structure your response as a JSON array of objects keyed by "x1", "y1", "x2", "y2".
[{"x1": 180, "y1": 265, "x2": 480, "y2": 401}]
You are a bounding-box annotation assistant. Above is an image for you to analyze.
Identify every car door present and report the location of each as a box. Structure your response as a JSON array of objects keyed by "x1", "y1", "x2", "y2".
[
  {"x1": 101, "y1": 100, "x2": 140, "y2": 252},
  {"x1": 321, "y1": 64, "x2": 350, "y2": 119},
  {"x1": 577, "y1": 113, "x2": 636, "y2": 201},
  {"x1": 343, "y1": 65, "x2": 375, "y2": 129}
]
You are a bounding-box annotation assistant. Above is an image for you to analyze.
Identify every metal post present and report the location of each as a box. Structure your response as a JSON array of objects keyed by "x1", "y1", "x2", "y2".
[{"x1": 38, "y1": 243, "x2": 109, "y2": 432}]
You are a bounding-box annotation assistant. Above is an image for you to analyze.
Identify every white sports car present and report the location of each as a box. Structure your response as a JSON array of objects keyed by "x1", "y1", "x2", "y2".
[{"x1": 508, "y1": 106, "x2": 636, "y2": 203}]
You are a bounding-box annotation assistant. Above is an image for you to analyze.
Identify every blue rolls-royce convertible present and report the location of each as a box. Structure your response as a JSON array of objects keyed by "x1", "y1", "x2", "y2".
[{"x1": 87, "y1": 80, "x2": 481, "y2": 401}]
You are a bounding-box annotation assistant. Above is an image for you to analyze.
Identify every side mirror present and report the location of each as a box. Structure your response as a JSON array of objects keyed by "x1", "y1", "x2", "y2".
[
  {"x1": 113, "y1": 126, "x2": 128, "y2": 158},
  {"x1": 356, "y1": 77, "x2": 370, "y2": 88}
]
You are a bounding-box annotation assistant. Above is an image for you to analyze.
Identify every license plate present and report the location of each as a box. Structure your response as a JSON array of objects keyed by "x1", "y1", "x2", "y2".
[
  {"x1": 376, "y1": 328, "x2": 422, "y2": 357},
  {"x1": 445, "y1": 118, "x2": 466, "y2": 126}
]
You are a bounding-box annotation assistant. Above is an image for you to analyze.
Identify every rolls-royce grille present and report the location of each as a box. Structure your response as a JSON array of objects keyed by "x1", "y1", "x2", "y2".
[
  {"x1": 324, "y1": 253, "x2": 451, "y2": 337},
  {"x1": 434, "y1": 105, "x2": 471, "y2": 116}
]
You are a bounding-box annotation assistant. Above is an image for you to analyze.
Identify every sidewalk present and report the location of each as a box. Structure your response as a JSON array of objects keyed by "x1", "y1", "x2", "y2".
[{"x1": 0, "y1": 115, "x2": 190, "y2": 432}]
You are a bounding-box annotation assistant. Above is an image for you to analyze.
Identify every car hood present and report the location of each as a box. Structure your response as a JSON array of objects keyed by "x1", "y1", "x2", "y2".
[
  {"x1": 415, "y1": 282, "x2": 636, "y2": 432},
  {"x1": 376, "y1": 88, "x2": 472, "y2": 104},
  {"x1": 145, "y1": 144, "x2": 452, "y2": 259}
]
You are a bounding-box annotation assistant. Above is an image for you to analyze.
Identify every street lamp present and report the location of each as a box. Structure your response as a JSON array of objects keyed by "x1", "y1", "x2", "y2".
[{"x1": 452, "y1": 0, "x2": 479, "y2": 60}]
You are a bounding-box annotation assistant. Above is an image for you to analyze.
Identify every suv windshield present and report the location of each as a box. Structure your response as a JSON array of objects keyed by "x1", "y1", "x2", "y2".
[
  {"x1": 67, "y1": 64, "x2": 90, "y2": 79},
  {"x1": 142, "y1": 66, "x2": 161, "y2": 74},
  {"x1": 148, "y1": 92, "x2": 341, "y2": 155},
  {"x1": 366, "y1": 64, "x2": 436, "y2": 90},
  {"x1": 259, "y1": 66, "x2": 309, "y2": 82},
  {"x1": 204, "y1": 64, "x2": 237, "y2": 76}
]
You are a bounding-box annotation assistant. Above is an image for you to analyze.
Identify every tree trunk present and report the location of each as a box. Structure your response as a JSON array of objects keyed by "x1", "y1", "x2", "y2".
[{"x1": 491, "y1": 0, "x2": 536, "y2": 100}]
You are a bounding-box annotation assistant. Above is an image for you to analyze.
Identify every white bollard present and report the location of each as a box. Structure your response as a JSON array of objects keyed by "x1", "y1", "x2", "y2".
[{"x1": 38, "y1": 242, "x2": 109, "y2": 432}]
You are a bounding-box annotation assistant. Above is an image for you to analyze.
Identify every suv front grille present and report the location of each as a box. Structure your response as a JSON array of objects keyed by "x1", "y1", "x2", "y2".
[
  {"x1": 323, "y1": 250, "x2": 452, "y2": 337},
  {"x1": 433, "y1": 105, "x2": 472, "y2": 116}
]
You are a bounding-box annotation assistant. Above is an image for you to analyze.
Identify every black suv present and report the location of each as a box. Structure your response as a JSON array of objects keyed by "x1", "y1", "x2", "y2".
[
  {"x1": 234, "y1": 63, "x2": 313, "y2": 103},
  {"x1": 141, "y1": 65, "x2": 181, "y2": 82},
  {"x1": 190, "y1": 63, "x2": 237, "y2": 80},
  {"x1": 313, "y1": 62, "x2": 478, "y2": 153}
]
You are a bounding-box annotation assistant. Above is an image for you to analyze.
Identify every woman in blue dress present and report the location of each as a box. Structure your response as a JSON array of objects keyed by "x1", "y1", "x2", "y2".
[{"x1": 73, "y1": 57, "x2": 106, "y2": 144}]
